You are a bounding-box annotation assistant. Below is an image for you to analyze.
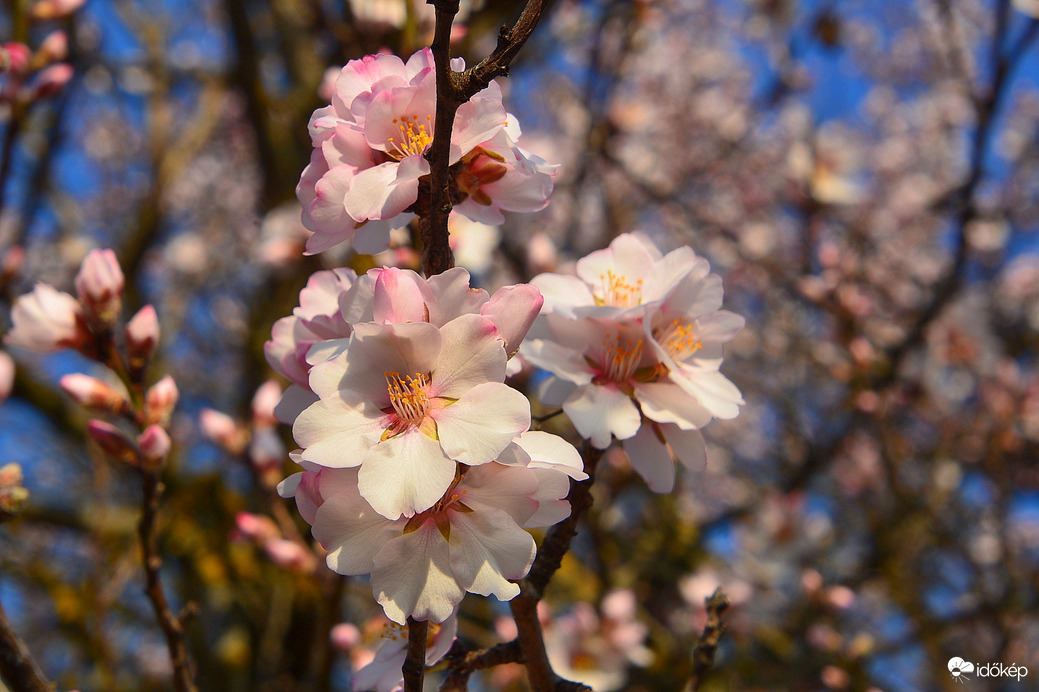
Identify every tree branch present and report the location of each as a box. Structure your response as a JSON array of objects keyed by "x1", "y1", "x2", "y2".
[{"x1": 0, "y1": 600, "x2": 53, "y2": 692}]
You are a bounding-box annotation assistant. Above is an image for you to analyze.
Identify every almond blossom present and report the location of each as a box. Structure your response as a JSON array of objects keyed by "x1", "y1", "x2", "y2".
[
  {"x1": 522, "y1": 232, "x2": 744, "y2": 492},
  {"x1": 279, "y1": 433, "x2": 584, "y2": 624},
  {"x1": 350, "y1": 614, "x2": 457, "y2": 692},
  {"x1": 292, "y1": 313, "x2": 532, "y2": 518},
  {"x1": 4, "y1": 283, "x2": 89, "y2": 352},
  {"x1": 266, "y1": 265, "x2": 542, "y2": 423},
  {"x1": 298, "y1": 48, "x2": 556, "y2": 255}
]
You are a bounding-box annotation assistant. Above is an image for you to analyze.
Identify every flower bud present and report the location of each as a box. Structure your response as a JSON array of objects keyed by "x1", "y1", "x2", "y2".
[
  {"x1": 75, "y1": 249, "x2": 124, "y2": 329},
  {"x1": 0, "y1": 351, "x2": 14, "y2": 406},
  {"x1": 60, "y1": 373, "x2": 130, "y2": 414},
  {"x1": 1, "y1": 43, "x2": 31, "y2": 75},
  {"x1": 137, "y1": 425, "x2": 171, "y2": 469},
  {"x1": 329, "y1": 623, "x2": 361, "y2": 652},
  {"x1": 144, "y1": 375, "x2": 178, "y2": 426},
  {"x1": 29, "y1": 0, "x2": 87, "y2": 20},
  {"x1": 33, "y1": 31, "x2": 67, "y2": 67},
  {"x1": 86, "y1": 419, "x2": 137, "y2": 464},
  {"x1": 25, "y1": 62, "x2": 73, "y2": 101},
  {"x1": 263, "y1": 538, "x2": 316, "y2": 573},
  {"x1": 233, "y1": 512, "x2": 279, "y2": 542},
  {"x1": 199, "y1": 408, "x2": 247, "y2": 454},
  {"x1": 5, "y1": 283, "x2": 89, "y2": 352},
  {"x1": 0, "y1": 463, "x2": 29, "y2": 521},
  {"x1": 481, "y1": 283, "x2": 544, "y2": 357},
  {"x1": 250, "y1": 380, "x2": 281, "y2": 430},
  {"x1": 125, "y1": 305, "x2": 159, "y2": 376}
]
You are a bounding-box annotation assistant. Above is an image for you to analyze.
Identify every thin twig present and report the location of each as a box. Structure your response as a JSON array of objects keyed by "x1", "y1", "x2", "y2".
[
  {"x1": 0, "y1": 600, "x2": 53, "y2": 692},
  {"x1": 137, "y1": 470, "x2": 197, "y2": 692},
  {"x1": 684, "y1": 588, "x2": 729, "y2": 692},
  {"x1": 403, "y1": 617, "x2": 429, "y2": 692},
  {"x1": 439, "y1": 639, "x2": 524, "y2": 691}
]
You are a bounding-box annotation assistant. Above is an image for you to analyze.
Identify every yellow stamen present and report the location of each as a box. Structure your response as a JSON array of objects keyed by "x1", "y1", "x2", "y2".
[
  {"x1": 387, "y1": 113, "x2": 433, "y2": 159},
  {"x1": 596, "y1": 270, "x2": 644, "y2": 308},
  {"x1": 655, "y1": 318, "x2": 702, "y2": 361},
  {"x1": 600, "y1": 332, "x2": 644, "y2": 383},
  {"x1": 385, "y1": 371, "x2": 431, "y2": 424}
]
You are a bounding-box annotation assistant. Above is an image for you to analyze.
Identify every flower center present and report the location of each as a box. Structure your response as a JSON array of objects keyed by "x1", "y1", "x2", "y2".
[
  {"x1": 655, "y1": 318, "x2": 702, "y2": 361},
  {"x1": 385, "y1": 371, "x2": 431, "y2": 424},
  {"x1": 387, "y1": 114, "x2": 433, "y2": 159},
  {"x1": 598, "y1": 332, "x2": 644, "y2": 383},
  {"x1": 596, "y1": 270, "x2": 643, "y2": 308}
]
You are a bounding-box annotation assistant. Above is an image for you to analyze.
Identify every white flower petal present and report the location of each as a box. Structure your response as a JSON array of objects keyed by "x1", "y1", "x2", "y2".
[
  {"x1": 635, "y1": 381, "x2": 713, "y2": 430},
  {"x1": 372, "y1": 521, "x2": 462, "y2": 625},
  {"x1": 563, "y1": 385, "x2": 641, "y2": 449},
  {"x1": 315, "y1": 482, "x2": 404, "y2": 575},
  {"x1": 449, "y1": 508, "x2": 533, "y2": 600},
  {"x1": 511, "y1": 430, "x2": 586, "y2": 479},
  {"x1": 436, "y1": 382, "x2": 531, "y2": 465},
  {"x1": 357, "y1": 431, "x2": 458, "y2": 518},
  {"x1": 623, "y1": 424, "x2": 676, "y2": 493},
  {"x1": 431, "y1": 314, "x2": 507, "y2": 397},
  {"x1": 294, "y1": 396, "x2": 384, "y2": 468},
  {"x1": 662, "y1": 425, "x2": 707, "y2": 472}
]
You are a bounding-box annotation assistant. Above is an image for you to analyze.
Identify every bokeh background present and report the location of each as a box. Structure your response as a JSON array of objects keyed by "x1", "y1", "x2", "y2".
[{"x1": 2, "y1": 0, "x2": 1039, "y2": 690}]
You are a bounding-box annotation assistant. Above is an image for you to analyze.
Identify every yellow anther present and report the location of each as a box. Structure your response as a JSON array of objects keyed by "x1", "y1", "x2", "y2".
[
  {"x1": 596, "y1": 270, "x2": 644, "y2": 308},
  {"x1": 655, "y1": 318, "x2": 702, "y2": 361}
]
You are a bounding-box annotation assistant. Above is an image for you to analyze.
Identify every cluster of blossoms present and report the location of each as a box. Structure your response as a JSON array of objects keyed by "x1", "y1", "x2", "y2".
[
  {"x1": 4, "y1": 249, "x2": 175, "y2": 469},
  {"x1": 267, "y1": 266, "x2": 585, "y2": 624},
  {"x1": 297, "y1": 48, "x2": 556, "y2": 255},
  {"x1": 522, "y1": 232, "x2": 744, "y2": 492},
  {"x1": 0, "y1": 0, "x2": 82, "y2": 107}
]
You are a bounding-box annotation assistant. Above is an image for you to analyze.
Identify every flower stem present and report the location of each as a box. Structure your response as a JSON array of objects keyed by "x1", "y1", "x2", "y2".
[{"x1": 403, "y1": 617, "x2": 428, "y2": 692}]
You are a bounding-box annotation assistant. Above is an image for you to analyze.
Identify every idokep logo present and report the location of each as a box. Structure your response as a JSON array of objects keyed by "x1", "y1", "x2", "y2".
[{"x1": 947, "y1": 656, "x2": 1029, "y2": 683}]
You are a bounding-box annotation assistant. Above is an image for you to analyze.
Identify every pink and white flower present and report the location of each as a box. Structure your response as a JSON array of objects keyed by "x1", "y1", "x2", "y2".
[
  {"x1": 4, "y1": 283, "x2": 89, "y2": 352},
  {"x1": 265, "y1": 266, "x2": 541, "y2": 424},
  {"x1": 522, "y1": 232, "x2": 744, "y2": 492},
  {"x1": 350, "y1": 614, "x2": 457, "y2": 692},
  {"x1": 292, "y1": 313, "x2": 534, "y2": 518},
  {"x1": 279, "y1": 439, "x2": 582, "y2": 624},
  {"x1": 299, "y1": 49, "x2": 505, "y2": 254},
  {"x1": 298, "y1": 48, "x2": 557, "y2": 255}
]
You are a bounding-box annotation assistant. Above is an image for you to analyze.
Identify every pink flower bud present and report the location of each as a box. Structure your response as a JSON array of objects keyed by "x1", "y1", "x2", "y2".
[
  {"x1": 481, "y1": 283, "x2": 544, "y2": 357},
  {"x1": 29, "y1": 0, "x2": 86, "y2": 20},
  {"x1": 25, "y1": 62, "x2": 73, "y2": 101},
  {"x1": 5, "y1": 283, "x2": 89, "y2": 352},
  {"x1": 144, "y1": 375, "x2": 178, "y2": 426},
  {"x1": 329, "y1": 623, "x2": 361, "y2": 652},
  {"x1": 0, "y1": 351, "x2": 14, "y2": 406},
  {"x1": 250, "y1": 380, "x2": 282, "y2": 430},
  {"x1": 248, "y1": 429, "x2": 285, "y2": 472},
  {"x1": 233, "y1": 512, "x2": 279, "y2": 542},
  {"x1": 125, "y1": 305, "x2": 159, "y2": 375},
  {"x1": 75, "y1": 249, "x2": 124, "y2": 328},
  {"x1": 199, "y1": 408, "x2": 247, "y2": 454},
  {"x1": 1, "y1": 43, "x2": 31, "y2": 75},
  {"x1": 263, "y1": 538, "x2": 316, "y2": 573},
  {"x1": 35, "y1": 31, "x2": 67, "y2": 65},
  {"x1": 60, "y1": 373, "x2": 130, "y2": 414},
  {"x1": 86, "y1": 419, "x2": 137, "y2": 464},
  {"x1": 138, "y1": 425, "x2": 171, "y2": 468}
]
